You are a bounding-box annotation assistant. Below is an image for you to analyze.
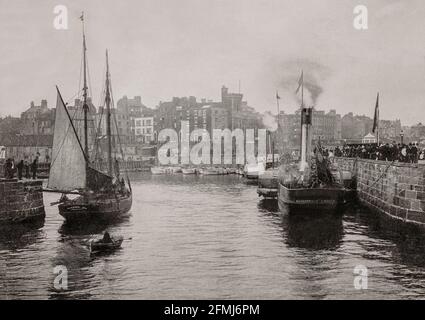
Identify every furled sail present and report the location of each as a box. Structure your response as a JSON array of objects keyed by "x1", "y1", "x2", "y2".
[{"x1": 48, "y1": 89, "x2": 87, "y2": 191}]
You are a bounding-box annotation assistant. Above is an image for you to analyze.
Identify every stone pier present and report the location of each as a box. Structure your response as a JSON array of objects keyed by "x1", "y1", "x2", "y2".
[
  {"x1": 0, "y1": 179, "x2": 45, "y2": 223},
  {"x1": 334, "y1": 157, "x2": 425, "y2": 226}
]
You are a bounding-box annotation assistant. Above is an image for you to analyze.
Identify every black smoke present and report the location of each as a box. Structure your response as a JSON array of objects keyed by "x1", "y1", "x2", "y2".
[{"x1": 276, "y1": 59, "x2": 331, "y2": 106}]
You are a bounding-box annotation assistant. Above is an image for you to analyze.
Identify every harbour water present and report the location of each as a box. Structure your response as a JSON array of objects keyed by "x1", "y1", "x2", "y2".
[{"x1": 1, "y1": 173, "x2": 425, "y2": 299}]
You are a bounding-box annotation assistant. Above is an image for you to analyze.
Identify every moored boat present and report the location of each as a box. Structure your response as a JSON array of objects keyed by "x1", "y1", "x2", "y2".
[
  {"x1": 182, "y1": 168, "x2": 197, "y2": 174},
  {"x1": 47, "y1": 19, "x2": 132, "y2": 222},
  {"x1": 170, "y1": 166, "x2": 182, "y2": 173},
  {"x1": 199, "y1": 167, "x2": 222, "y2": 175},
  {"x1": 225, "y1": 167, "x2": 237, "y2": 174},
  {"x1": 151, "y1": 166, "x2": 167, "y2": 174},
  {"x1": 278, "y1": 183, "x2": 350, "y2": 212},
  {"x1": 277, "y1": 76, "x2": 354, "y2": 214},
  {"x1": 257, "y1": 167, "x2": 279, "y2": 198},
  {"x1": 244, "y1": 162, "x2": 265, "y2": 179}
]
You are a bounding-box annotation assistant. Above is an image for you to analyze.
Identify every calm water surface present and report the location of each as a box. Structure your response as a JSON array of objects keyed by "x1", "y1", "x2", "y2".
[{"x1": 1, "y1": 173, "x2": 425, "y2": 299}]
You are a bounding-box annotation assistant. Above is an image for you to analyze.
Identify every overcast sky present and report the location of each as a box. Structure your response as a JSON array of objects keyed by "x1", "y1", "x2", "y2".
[{"x1": 1, "y1": 0, "x2": 425, "y2": 125}]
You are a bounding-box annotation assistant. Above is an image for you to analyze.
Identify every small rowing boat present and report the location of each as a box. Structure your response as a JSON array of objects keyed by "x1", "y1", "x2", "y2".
[{"x1": 90, "y1": 235, "x2": 123, "y2": 253}]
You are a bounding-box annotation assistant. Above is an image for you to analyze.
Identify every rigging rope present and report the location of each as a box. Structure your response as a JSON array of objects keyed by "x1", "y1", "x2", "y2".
[
  {"x1": 365, "y1": 160, "x2": 395, "y2": 190},
  {"x1": 109, "y1": 74, "x2": 131, "y2": 184}
]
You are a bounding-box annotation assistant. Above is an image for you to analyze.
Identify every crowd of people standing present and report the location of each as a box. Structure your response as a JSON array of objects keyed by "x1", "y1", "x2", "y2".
[
  {"x1": 332, "y1": 142, "x2": 423, "y2": 163},
  {"x1": 2, "y1": 157, "x2": 38, "y2": 180}
]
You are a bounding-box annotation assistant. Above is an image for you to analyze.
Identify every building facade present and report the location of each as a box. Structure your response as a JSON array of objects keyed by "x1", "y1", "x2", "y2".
[
  {"x1": 155, "y1": 86, "x2": 263, "y2": 143},
  {"x1": 116, "y1": 95, "x2": 155, "y2": 142},
  {"x1": 277, "y1": 108, "x2": 342, "y2": 152},
  {"x1": 134, "y1": 116, "x2": 155, "y2": 143},
  {"x1": 20, "y1": 100, "x2": 55, "y2": 135}
]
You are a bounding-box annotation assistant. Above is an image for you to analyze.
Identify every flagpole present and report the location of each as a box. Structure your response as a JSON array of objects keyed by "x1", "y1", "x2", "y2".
[
  {"x1": 276, "y1": 91, "x2": 280, "y2": 116},
  {"x1": 377, "y1": 120, "x2": 380, "y2": 146},
  {"x1": 377, "y1": 92, "x2": 380, "y2": 145},
  {"x1": 276, "y1": 91, "x2": 280, "y2": 160},
  {"x1": 375, "y1": 92, "x2": 380, "y2": 146},
  {"x1": 301, "y1": 70, "x2": 304, "y2": 108},
  {"x1": 377, "y1": 128, "x2": 379, "y2": 146}
]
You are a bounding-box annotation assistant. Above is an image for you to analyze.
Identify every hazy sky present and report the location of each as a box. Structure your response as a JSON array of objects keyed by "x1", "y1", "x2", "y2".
[{"x1": 1, "y1": 0, "x2": 425, "y2": 125}]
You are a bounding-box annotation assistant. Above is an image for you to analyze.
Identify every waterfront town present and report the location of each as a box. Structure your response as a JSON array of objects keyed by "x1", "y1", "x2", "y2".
[
  {"x1": 1, "y1": 84, "x2": 423, "y2": 169},
  {"x1": 4, "y1": 0, "x2": 425, "y2": 303}
]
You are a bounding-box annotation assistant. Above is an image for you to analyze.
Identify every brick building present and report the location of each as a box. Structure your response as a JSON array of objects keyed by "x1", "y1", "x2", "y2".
[
  {"x1": 20, "y1": 100, "x2": 55, "y2": 135},
  {"x1": 155, "y1": 86, "x2": 262, "y2": 140}
]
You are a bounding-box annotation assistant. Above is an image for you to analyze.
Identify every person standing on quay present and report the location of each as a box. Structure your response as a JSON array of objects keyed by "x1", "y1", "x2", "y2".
[
  {"x1": 24, "y1": 159, "x2": 30, "y2": 179},
  {"x1": 16, "y1": 160, "x2": 24, "y2": 180},
  {"x1": 4, "y1": 158, "x2": 15, "y2": 179},
  {"x1": 31, "y1": 157, "x2": 38, "y2": 179}
]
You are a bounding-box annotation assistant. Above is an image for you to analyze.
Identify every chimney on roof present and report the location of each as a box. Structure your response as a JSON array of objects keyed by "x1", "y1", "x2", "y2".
[{"x1": 221, "y1": 86, "x2": 228, "y2": 102}]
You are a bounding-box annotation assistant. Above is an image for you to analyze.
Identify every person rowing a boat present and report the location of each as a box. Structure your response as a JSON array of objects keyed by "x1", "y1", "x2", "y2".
[{"x1": 102, "y1": 231, "x2": 113, "y2": 244}]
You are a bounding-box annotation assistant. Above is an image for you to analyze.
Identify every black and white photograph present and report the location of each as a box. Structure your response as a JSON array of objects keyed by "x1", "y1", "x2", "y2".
[{"x1": 1, "y1": 0, "x2": 425, "y2": 305}]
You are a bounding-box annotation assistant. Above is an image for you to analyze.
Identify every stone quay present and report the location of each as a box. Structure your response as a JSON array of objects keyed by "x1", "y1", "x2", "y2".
[
  {"x1": 0, "y1": 179, "x2": 45, "y2": 223},
  {"x1": 335, "y1": 157, "x2": 425, "y2": 227}
]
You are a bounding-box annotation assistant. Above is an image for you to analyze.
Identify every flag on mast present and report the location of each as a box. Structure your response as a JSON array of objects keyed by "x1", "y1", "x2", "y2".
[
  {"x1": 295, "y1": 71, "x2": 303, "y2": 94},
  {"x1": 276, "y1": 91, "x2": 280, "y2": 100},
  {"x1": 80, "y1": 12, "x2": 84, "y2": 21},
  {"x1": 372, "y1": 92, "x2": 379, "y2": 133}
]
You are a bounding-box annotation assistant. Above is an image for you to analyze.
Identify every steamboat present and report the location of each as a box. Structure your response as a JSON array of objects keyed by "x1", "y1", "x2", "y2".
[{"x1": 278, "y1": 73, "x2": 354, "y2": 213}]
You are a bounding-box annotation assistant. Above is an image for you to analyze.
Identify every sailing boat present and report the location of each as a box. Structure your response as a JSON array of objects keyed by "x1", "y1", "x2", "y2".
[{"x1": 47, "y1": 17, "x2": 132, "y2": 221}]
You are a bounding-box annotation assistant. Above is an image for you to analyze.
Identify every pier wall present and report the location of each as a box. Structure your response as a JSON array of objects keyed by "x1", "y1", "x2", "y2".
[
  {"x1": 0, "y1": 179, "x2": 45, "y2": 223},
  {"x1": 334, "y1": 157, "x2": 425, "y2": 226}
]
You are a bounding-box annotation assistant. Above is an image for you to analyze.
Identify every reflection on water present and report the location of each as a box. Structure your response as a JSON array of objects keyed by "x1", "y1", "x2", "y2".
[
  {"x1": 0, "y1": 219, "x2": 45, "y2": 251},
  {"x1": 2, "y1": 172, "x2": 425, "y2": 299},
  {"x1": 282, "y1": 214, "x2": 343, "y2": 251}
]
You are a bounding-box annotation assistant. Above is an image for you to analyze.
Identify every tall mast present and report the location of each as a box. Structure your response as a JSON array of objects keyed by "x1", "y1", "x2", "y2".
[
  {"x1": 81, "y1": 12, "x2": 89, "y2": 160},
  {"x1": 105, "y1": 50, "x2": 113, "y2": 177},
  {"x1": 276, "y1": 90, "x2": 280, "y2": 158},
  {"x1": 297, "y1": 69, "x2": 304, "y2": 110},
  {"x1": 301, "y1": 73, "x2": 304, "y2": 109}
]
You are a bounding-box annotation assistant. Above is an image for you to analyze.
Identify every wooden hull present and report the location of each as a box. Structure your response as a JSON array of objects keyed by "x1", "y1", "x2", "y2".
[
  {"x1": 171, "y1": 167, "x2": 182, "y2": 173},
  {"x1": 245, "y1": 172, "x2": 259, "y2": 179},
  {"x1": 59, "y1": 193, "x2": 132, "y2": 222},
  {"x1": 257, "y1": 187, "x2": 278, "y2": 198},
  {"x1": 91, "y1": 237, "x2": 123, "y2": 252},
  {"x1": 278, "y1": 182, "x2": 352, "y2": 214},
  {"x1": 226, "y1": 168, "x2": 237, "y2": 174},
  {"x1": 257, "y1": 168, "x2": 279, "y2": 198}
]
